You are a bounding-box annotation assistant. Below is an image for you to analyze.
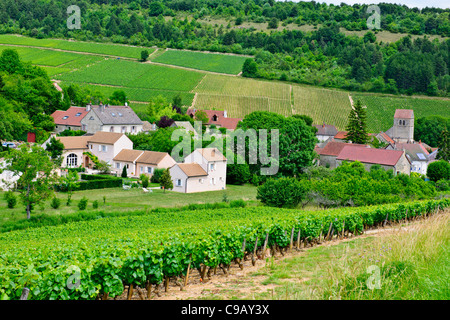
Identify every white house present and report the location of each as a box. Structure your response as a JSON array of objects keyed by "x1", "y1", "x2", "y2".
[
  {"x1": 113, "y1": 149, "x2": 176, "y2": 178},
  {"x1": 0, "y1": 159, "x2": 20, "y2": 191},
  {"x1": 170, "y1": 148, "x2": 227, "y2": 193},
  {"x1": 87, "y1": 132, "x2": 133, "y2": 166},
  {"x1": 41, "y1": 134, "x2": 90, "y2": 168}
]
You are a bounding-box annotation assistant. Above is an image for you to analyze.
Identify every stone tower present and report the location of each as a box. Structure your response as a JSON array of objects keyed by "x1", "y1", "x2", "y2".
[{"x1": 392, "y1": 109, "x2": 414, "y2": 143}]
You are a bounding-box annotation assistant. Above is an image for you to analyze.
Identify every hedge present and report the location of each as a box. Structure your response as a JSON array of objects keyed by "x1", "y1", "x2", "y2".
[{"x1": 56, "y1": 174, "x2": 122, "y2": 191}]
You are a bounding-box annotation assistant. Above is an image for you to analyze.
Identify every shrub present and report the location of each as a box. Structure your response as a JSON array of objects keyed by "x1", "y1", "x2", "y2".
[
  {"x1": 93, "y1": 200, "x2": 99, "y2": 209},
  {"x1": 427, "y1": 160, "x2": 450, "y2": 182},
  {"x1": 121, "y1": 166, "x2": 128, "y2": 178},
  {"x1": 78, "y1": 197, "x2": 88, "y2": 211},
  {"x1": 141, "y1": 174, "x2": 150, "y2": 188},
  {"x1": 151, "y1": 168, "x2": 165, "y2": 183},
  {"x1": 230, "y1": 199, "x2": 246, "y2": 208},
  {"x1": 50, "y1": 196, "x2": 61, "y2": 209},
  {"x1": 257, "y1": 177, "x2": 309, "y2": 208},
  {"x1": 435, "y1": 179, "x2": 449, "y2": 191},
  {"x1": 4, "y1": 191, "x2": 17, "y2": 209}
]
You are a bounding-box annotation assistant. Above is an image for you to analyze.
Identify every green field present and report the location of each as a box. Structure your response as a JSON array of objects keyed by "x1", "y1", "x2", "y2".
[
  {"x1": 153, "y1": 49, "x2": 248, "y2": 75},
  {"x1": 0, "y1": 34, "x2": 152, "y2": 59},
  {"x1": 353, "y1": 93, "x2": 450, "y2": 132}
]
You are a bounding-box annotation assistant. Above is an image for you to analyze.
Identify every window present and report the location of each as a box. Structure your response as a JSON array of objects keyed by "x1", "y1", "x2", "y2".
[
  {"x1": 111, "y1": 113, "x2": 116, "y2": 117},
  {"x1": 176, "y1": 179, "x2": 182, "y2": 187},
  {"x1": 118, "y1": 112, "x2": 123, "y2": 117},
  {"x1": 212, "y1": 115, "x2": 218, "y2": 121},
  {"x1": 110, "y1": 126, "x2": 114, "y2": 132},
  {"x1": 66, "y1": 154, "x2": 77, "y2": 167},
  {"x1": 210, "y1": 163, "x2": 215, "y2": 171},
  {"x1": 101, "y1": 145, "x2": 107, "y2": 152},
  {"x1": 211, "y1": 178, "x2": 216, "y2": 185},
  {"x1": 132, "y1": 126, "x2": 136, "y2": 132},
  {"x1": 199, "y1": 178, "x2": 204, "y2": 183},
  {"x1": 116, "y1": 163, "x2": 120, "y2": 169},
  {"x1": 82, "y1": 124, "x2": 87, "y2": 131},
  {"x1": 89, "y1": 116, "x2": 94, "y2": 120},
  {"x1": 147, "y1": 167, "x2": 153, "y2": 174},
  {"x1": 75, "y1": 112, "x2": 82, "y2": 117},
  {"x1": 140, "y1": 166, "x2": 143, "y2": 173},
  {"x1": 121, "y1": 126, "x2": 127, "y2": 133},
  {"x1": 62, "y1": 116, "x2": 69, "y2": 120}
]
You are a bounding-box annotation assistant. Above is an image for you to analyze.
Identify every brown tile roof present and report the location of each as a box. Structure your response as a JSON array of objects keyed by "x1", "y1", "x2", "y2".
[
  {"x1": 196, "y1": 148, "x2": 227, "y2": 162},
  {"x1": 136, "y1": 151, "x2": 170, "y2": 165},
  {"x1": 334, "y1": 131, "x2": 348, "y2": 140},
  {"x1": 87, "y1": 132, "x2": 125, "y2": 145},
  {"x1": 313, "y1": 124, "x2": 338, "y2": 136},
  {"x1": 337, "y1": 146, "x2": 405, "y2": 166},
  {"x1": 51, "y1": 107, "x2": 89, "y2": 127},
  {"x1": 56, "y1": 136, "x2": 90, "y2": 150},
  {"x1": 113, "y1": 149, "x2": 144, "y2": 163},
  {"x1": 378, "y1": 132, "x2": 395, "y2": 145},
  {"x1": 319, "y1": 140, "x2": 368, "y2": 157},
  {"x1": 187, "y1": 109, "x2": 242, "y2": 130},
  {"x1": 177, "y1": 163, "x2": 208, "y2": 177},
  {"x1": 394, "y1": 109, "x2": 414, "y2": 119}
]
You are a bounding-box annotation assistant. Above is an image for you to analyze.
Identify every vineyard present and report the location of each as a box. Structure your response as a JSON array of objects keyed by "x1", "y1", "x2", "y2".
[
  {"x1": 0, "y1": 198, "x2": 448, "y2": 300},
  {"x1": 152, "y1": 49, "x2": 248, "y2": 75},
  {"x1": 0, "y1": 34, "x2": 150, "y2": 59}
]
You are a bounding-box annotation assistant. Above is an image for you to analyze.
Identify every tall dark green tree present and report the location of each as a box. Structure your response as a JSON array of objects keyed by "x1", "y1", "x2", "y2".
[
  {"x1": 345, "y1": 100, "x2": 369, "y2": 144},
  {"x1": 436, "y1": 128, "x2": 450, "y2": 161}
]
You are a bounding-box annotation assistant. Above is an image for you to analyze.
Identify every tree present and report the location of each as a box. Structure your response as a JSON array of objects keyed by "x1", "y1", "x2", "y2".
[
  {"x1": 345, "y1": 100, "x2": 369, "y2": 144},
  {"x1": 121, "y1": 165, "x2": 128, "y2": 178},
  {"x1": 159, "y1": 168, "x2": 173, "y2": 192},
  {"x1": 157, "y1": 115, "x2": 175, "y2": 128},
  {"x1": 427, "y1": 160, "x2": 450, "y2": 182},
  {"x1": 1, "y1": 144, "x2": 57, "y2": 219},
  {"x1": 0, "y1": 49, "x2": 23, "y2": 74},
  {"x1": 268, "y1": 17, "x2": 278, "y2": 29},
  {"x1": 46, "y1": 136, "x2": 65, "y2": 166},
  {"x1": 141, "y1": 50, "x2": 150, "y2": 62},
  {"x1": 414, "y1": 116, "x2": 449, "y2": 147},
  {"x1": 242, "y1": 58, "x2": 258, "y2": 77},
  {"x1": 436, "y1": 128, "x2": 449, "y2": 161},
  {"x1": 61, "y1": 171, "x2": 79, "y2": 206},
  {"x1": 109, "y1": 90, "x2": 128, "y2": 105},
  {"x1": 194, "y1": 110, "x2": 209, "y2": 124},
  {"x1": 256, "y1": 177, "x2": 309, "y2": 208}
]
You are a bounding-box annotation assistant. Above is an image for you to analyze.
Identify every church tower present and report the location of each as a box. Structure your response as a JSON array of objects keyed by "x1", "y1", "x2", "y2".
[{"x1": 392, "y1": 109, "x2": 414, "y2": 143}]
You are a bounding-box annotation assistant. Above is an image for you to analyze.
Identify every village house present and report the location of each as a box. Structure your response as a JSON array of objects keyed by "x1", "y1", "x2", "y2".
[
  {"x1": 170, "y1": 147, "x2": 227, "y2": 193},
  {"x1": 51, "y1": 106, "x2": 90, "y2": 133},
  {"x1": 318, "y1": 140, "x2": 370, "y2": 169},
  {"x1": 386, "y1": 142, "x2": 430, "y2": 175},
  {"x1": 86, "y1": 132, "x2": 133, "y2": 166},
  {"x1": 0, "y1": 158, "x2": 20, "y2": 191},
  {"x1": 336, "y1": 146, "x2": 411, "y2": 175},
  {"x1": 313, "y1": 124, "x2": 338, "y2": 143},
  {"x1": 113, "y1": 149, "x2": 176, "y2": 178},
  {"x1": 186, "y1": 109, "x2": 242, "y2": 130},
  {"x1": 80, "y1": 103, "x2": 143, "y2": 134},
  {"x1": 170, "y1": 121, "x2": 199, "y2": 138}
]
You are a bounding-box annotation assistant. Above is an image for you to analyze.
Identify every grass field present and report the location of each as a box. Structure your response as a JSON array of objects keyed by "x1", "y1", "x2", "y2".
[
  {"x1": 0, "y1": 184, "x2": 258, "y2": 226},
  {"x1": 152, "y1": 49, "x2": 248, "y2": 75}
]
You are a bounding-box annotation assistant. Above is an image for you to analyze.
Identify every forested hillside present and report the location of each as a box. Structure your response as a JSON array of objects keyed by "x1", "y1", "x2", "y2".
[{"x1": 0, "y1": 0, "x2": 449, "y2": 97}]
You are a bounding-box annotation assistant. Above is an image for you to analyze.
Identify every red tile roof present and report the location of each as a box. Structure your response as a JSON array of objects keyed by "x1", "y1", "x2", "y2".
[
  {"x1": 187, "y1": 109, "x2": 242, "y2": 130},
  {"x1": 337, "y1": 146, "x2": 405, "y2": 166},
  {"x1": 378, "y1": 132, "x2": 395, "y2": 145},
  {"x1": 51, "y1": 107, "x2": 89, "y2": 127},
  {"x1": 319, "y1": 141, "x2": 368, "y2": 157},
  {"x1": 394, "y1": 109, "x2": 414, "y2": 119},
  {"x1": 334, "y1": 131, "x2": 348, "y2": 140}
]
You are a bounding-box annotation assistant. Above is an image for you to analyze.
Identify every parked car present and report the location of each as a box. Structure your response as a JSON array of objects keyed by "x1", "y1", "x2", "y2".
[{"x1": 2, "y1": 142, "x2": 16, "y2": 149}]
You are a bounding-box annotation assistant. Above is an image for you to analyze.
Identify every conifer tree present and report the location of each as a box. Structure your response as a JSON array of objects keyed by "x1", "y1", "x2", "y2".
[
  {"x1": 436, "y1": 127, "x2": 449, "y2": 161},
  {"x1": 345, "y1": 100, "x2": 369, "y2": 145}
]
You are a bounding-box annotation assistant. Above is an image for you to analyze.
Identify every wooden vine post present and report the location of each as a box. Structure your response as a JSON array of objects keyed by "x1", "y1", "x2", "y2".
[
  {"x1": 164, "y1": 277, "x2": 170, "y2": 292},
  {"x1": 252, "y1": 237, "x2": 258, "y2": 266},
  {"x1": 289, "y1": 227, "x2": 295, "y2": 251},
  {"x1": 326, "y1": 222, "x2": 333, "y2": 241},
  {"x1": 240, "y1": 238, "x2": 246, "y2": 270},
  {"x1": 296, "y1": 228, "x2": 301, "y2": 250},
  {"x1": 184, "y1": 254, "x2": 192, "y2": 287},
  {"x1": 341, "y1": 220, "x2": 345, "y2": 240},
  {"x1": 20, "y1": 288, "x2": 29, "y2": 300},
  {"x1": 127, "y1": 284, "x2": 134, "y2": 300},
  {"x1": 262, "y1": 233, "x2": 269, "y2": 259}
]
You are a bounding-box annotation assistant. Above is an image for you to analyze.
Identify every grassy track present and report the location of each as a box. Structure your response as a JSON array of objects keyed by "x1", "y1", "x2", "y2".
[{"x1": 152, "y1": 49, "x2": 248, "y2": 75}]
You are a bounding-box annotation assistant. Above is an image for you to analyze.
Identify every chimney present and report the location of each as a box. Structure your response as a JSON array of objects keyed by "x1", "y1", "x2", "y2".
[
  {"x1": 322, "y1": 123, "x2": 325, "y2": 128},
  {"x1": 125, "y1": 102, "x2": 128, "y2": 107},
  {"x1": 224, "y1": 110, "x2": 228, "y2": 118},
  {"x1": 99, "y1": 102, "x2": 104, "y2": 112},
  {"x1": 86, "y1": 103, "x2": 91, "y2": 112}
]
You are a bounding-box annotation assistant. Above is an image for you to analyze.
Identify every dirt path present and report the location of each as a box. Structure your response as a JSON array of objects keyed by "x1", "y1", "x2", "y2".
[{"x1": 115, "y1": 217, "x2": 432, "y2": 301}]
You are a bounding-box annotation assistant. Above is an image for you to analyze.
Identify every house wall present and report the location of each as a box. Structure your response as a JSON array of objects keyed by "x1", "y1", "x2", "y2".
[
  {"x1": 0, "y1": 161, "x2": 20, "y2": 191},
  {"x1": 80, "y1": 110, "x2": 103, "y2": 134},
  {"x1": 394, "y1": 153, "x2": 411, "y2": 175},
  {"x1": 136, "y1": 154, "x2": 177, "y2": 177},
  {"x1": 319, "y1": 155, "x2": 338, "y2": 169},
  {"x1": 183, "y1": 150, "x2": 227, "y2": 192},
  {"x1": 410, "y1": 160, "x2": 427, "y2": 175},
  {"x1": 88, "y1": 135, "x2": 133, "y2": 165},
  {"x1": 54, "y1": 125, "x2": 82, "y2": 133},
  {"x1": 61, "y1": 149, "x2": 87, "y2": 168},
  {"x1": 169, "y1": 165, "x2": 188, "y2": 193},
  {"x1": 101, "y1": 124, "x2": 143, "y2": 135},
  {"x1": 113, "y1": 161, "x2": 137, "y2": 177}
]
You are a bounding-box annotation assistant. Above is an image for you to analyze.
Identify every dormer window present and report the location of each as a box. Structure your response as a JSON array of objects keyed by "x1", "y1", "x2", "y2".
[
  {"x1": 111, "y1": 113, "x2": 116, "y2": 117},
  {"x1": 212, "y1": 115, "x2": 218, "y2": 121},
  {"x1": 75, "y1": 113, "x2": 82, "y2": 117},
  {"x1": 62, "y1": 116, "x2": 69, "y2": 120}
]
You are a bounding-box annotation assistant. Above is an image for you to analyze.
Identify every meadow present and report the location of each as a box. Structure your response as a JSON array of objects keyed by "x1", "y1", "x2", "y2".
[{"x1": 152, "y1": 49, "x2": 248, "y2": 75}]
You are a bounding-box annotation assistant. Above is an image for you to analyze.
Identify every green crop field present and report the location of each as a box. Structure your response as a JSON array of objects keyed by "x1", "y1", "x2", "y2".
[
  {"x1": 353, "y1": 93, "x2": 450, "y2": 132},
  {"x1": 0, "y1": 34, "x2": 152, "y2": 59},
  {"x1": 56, "y1": 59, "x2": 204, "y2": 92},
  {"x1": 292, "y1": 85, "x2": 352, "y2": 130},
  {"x1": 0, "y1": 198, "x2": 447, "y2": 300},
  {"x1": 152, "y1": 49, "x2": 248, "y2": 75}
]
